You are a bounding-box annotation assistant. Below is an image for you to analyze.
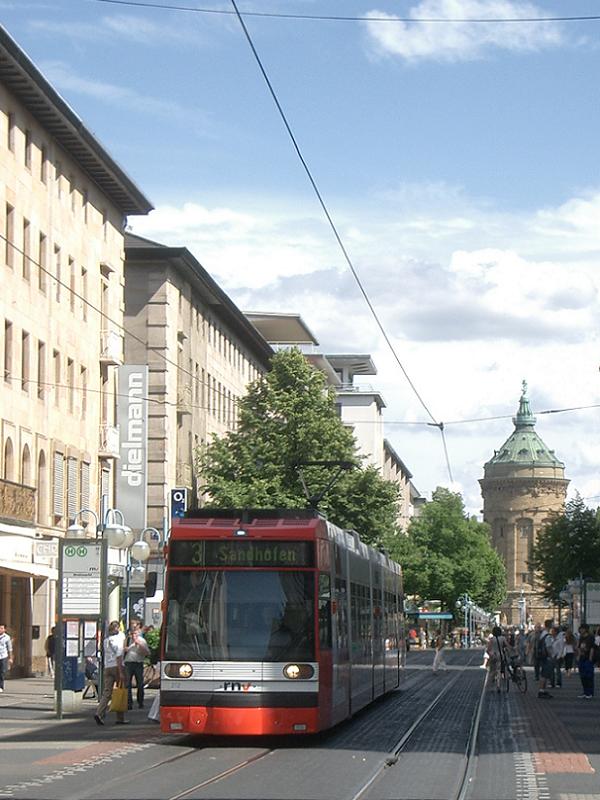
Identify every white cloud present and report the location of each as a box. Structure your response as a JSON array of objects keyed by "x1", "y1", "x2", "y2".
[
  {"x1": 364, "y1": 0, "x2": 564, "y2": 62},
  {"x1": 129, "y1": 185, "x2": 600, "y2": 514},
  {"x1": 39, "y1": 61, "x2": 208, "y2": 125},
  {"x1": 30, "y1": 14, "x2": 203, "y2": 46}
]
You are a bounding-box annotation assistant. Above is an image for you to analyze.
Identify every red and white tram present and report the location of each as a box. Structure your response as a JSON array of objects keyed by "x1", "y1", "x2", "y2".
[{"x1": 160, "y1": 509, "x2": 404, "y2": 736}]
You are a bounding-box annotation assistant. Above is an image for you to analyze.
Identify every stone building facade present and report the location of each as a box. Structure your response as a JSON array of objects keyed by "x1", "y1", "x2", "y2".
[
  {"x1": 0, "y1": 26, "x2": 151, "y2": 674},
  {"x1": 124, "y1": 233, "x2": 273, "y2": 534},
  {"x1": 479, "y1": 385, "x2": 569, "y2": 626}
]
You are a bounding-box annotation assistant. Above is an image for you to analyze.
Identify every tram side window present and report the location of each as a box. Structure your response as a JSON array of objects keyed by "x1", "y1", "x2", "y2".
[
  {"x1": 335, "y1": 577, "x2": 348, "y2": 655},
  {"x1": 318, "y1": 573, "x2": 332, "y2": 649}
]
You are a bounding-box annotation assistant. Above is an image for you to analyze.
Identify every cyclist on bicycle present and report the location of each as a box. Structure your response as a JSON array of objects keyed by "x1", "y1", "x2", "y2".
[{"x1": 486, "y1": 625, "x2": 509, "y2": 691}]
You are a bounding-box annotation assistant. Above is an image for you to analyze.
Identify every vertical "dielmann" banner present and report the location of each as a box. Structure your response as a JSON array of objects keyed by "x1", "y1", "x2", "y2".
[{"x1": 116, "y1": 365, "x2": 148, "y2": 531}]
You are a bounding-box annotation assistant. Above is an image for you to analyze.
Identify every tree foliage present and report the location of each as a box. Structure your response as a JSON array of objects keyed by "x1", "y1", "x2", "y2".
[
  {"x1": 196, "y1": 348, "x2": 399, "y2": 545},
  {"x1": 529, "y1": 494, "x2": 600, "y2": 603},
  {"x1": 383, "y1": 487, "x2": 506, "y2": 613}
]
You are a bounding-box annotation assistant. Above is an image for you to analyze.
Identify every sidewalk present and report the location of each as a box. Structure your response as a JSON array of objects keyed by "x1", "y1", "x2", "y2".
[{"x1": 0, "y1": 674, "x2": 160, "y2": 741}]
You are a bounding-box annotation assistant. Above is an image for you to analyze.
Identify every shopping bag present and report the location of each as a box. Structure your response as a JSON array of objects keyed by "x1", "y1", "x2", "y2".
[{"x1": 110, "y1": 685, "x2": 128, "y2": 713}]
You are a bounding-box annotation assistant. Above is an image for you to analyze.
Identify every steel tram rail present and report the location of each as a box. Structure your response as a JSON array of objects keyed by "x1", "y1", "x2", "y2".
[{"x1": 350, "y1": 650, "x2": 487, "y2": 800}]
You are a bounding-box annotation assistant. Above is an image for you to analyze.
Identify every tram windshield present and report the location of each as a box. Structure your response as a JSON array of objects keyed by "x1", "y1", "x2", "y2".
[{"x1": 165, "y1": 570, "x2": 315, "y2": 662}]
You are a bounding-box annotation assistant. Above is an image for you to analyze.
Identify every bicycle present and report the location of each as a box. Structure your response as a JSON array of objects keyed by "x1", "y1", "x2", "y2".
[{"x1": 508, "y1": 661, "x2": 528, "y2": 693}]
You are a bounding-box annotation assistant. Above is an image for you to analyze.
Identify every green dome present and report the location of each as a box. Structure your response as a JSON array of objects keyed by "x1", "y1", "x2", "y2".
[{"x1": 486, "y1": 382, "x2": 564, "y2": 468}]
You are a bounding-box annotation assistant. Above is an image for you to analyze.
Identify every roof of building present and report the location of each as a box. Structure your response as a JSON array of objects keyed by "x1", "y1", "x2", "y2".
[
  {"x1": 325, "y1": 354, "x2": 377, "y2": 377},
  {"x1": 0, "y1": 25, "x2": 152, "y2": 215},
  {"x1": 383, "y1": 438, "x2": 413, "y2": 480},
  {"x1": 124, "y1": 233, "x2": 274, "y2": 365},
  {"x1": 245, "y1": 313, "x2": 319, "y2": 346},
  {"x1": 485, "y1": 382, "x2": 565, "y2": 468}
]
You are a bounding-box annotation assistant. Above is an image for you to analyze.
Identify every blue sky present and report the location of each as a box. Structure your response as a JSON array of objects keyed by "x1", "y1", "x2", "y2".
[{"x1": 4, "y1": 0, "x2": 600, "y2": 514}]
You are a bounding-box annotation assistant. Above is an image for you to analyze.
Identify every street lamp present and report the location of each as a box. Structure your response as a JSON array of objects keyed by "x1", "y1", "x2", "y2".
[
  {"x1": 456, "y1": 593, "x2": 472, "y2": 648},
  {"x1": 123, "y1": 527, "x2": 160, "y2": 629},
  {"x1": 518, "y1": 589, "x2": 526, "y2": 630},
  {"x1": 66, "y1": 508, "x2": 101, "y2": 539}
]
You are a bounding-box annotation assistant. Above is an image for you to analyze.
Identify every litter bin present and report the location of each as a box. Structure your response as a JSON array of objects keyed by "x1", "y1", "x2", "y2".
[{"x1": 54, "y1": 656, "x2": 85, "y2": 712}]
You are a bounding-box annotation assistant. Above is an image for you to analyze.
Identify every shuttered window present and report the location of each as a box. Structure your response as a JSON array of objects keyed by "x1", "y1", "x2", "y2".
[
  {"x1": 53, "y1": 452, "x2": 64, "y2": 518},
  {"x1": 67, "y1": 457, "x2": 78, "y2": 523},
  {"x1": 101, "y1": 466, "x2": 111, "y2": 509},
  {"x1": 80, "y1": 461, "x2": 90, "y2": 517}
]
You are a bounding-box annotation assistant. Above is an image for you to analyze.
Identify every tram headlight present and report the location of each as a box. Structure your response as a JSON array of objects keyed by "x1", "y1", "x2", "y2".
[
  {"x1": 165, "y1": 662, "x2": 193, "y2": 678},
  {"x1": 283, "y1": 663, "x2": 314, "y2": 680}
]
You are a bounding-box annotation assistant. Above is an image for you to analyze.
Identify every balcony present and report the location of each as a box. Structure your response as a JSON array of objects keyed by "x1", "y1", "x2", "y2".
[
  {"x1": 99, "y1": 329, "x2": 123, "y2": 365},
  {"x1": 177, "y1": 384, "x2": 193, "y2": 415},
  {"x1": 99, "y1": 424, "x2": 120, "y2": 458},
  {"x1": 0, "y1": 478, "x2": 35, "y2": 523}
]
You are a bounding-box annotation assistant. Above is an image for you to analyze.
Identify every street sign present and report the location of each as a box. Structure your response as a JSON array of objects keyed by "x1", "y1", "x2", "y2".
[
  {"x1": 171, "y1": 487, "x2": 188, "y2": 518},
  {"x1": 60, "y1": 540, "x2": 103, "y2": 615}
]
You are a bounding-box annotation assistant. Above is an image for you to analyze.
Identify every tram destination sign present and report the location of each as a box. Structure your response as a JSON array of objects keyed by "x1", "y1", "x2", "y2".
[
  {"x1": 60, "y1": 540, "x2": 103, "y2": 615},
  {"x1": 171, "y1": 540, "x2": 314, "y2": 568}
]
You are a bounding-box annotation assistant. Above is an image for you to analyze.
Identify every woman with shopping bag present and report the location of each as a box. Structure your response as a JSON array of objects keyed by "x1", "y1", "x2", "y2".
[{"x1": 94, "y1": 620, "x2": 129, "y2": 726}]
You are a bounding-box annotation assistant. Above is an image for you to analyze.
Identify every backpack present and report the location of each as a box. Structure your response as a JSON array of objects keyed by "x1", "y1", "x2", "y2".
[{"x1": 536, "y1": 632, "x2": 550, "y2": 660}]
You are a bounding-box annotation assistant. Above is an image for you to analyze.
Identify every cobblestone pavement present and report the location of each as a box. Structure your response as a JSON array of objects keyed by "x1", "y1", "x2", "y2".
[{"x1": 1, "y1": 655, "x2": 600, "y2": 800}]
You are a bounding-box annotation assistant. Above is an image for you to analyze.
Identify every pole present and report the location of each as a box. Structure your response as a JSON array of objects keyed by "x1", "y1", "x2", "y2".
[
  {"x1": 125, "y1": 549, "x2": 131, "y2": 631},
  {"x1": 55, "y1": 543, "x2": 64, "y2": 720}
]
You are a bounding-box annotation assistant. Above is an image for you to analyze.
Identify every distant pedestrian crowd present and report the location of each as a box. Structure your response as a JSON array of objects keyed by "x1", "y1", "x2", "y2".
[{"x1": 484, "y1": 620, "x2": 598, "y2": 700}]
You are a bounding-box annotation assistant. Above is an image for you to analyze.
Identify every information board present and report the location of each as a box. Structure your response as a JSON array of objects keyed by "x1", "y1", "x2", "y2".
[
  {"x1": 586, "y1": 582, "x2": 600, "y2": 626},
  {"x1": 60, "y1": 540, "x2": 103, "y2": 615}
]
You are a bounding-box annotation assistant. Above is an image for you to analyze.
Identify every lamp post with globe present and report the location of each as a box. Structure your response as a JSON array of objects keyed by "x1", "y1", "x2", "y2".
[{"x1": 123, "y1": 526, "x2": 162, "y2": 629}]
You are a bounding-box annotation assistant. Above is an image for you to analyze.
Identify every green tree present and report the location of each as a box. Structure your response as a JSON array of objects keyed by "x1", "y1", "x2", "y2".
[
  {"x1": 384, "y1": 487, "x2": 506, "y2": 612},
  {"x1": 529, "y1": 494, "x2": 600, "y2": 603},
  {"x1": 197, "y1": 348, "x2": 399, "y2": 544}
]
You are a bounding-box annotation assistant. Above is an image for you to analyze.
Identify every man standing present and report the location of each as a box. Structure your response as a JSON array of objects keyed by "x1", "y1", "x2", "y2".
[
  {"x1": 577, "y1": 624, "x2": 596, "y2": 699},
  {"x1": 124, "y1": 620, "x2": 149, "y2": 710},
  {"x1": 0, "y1": 624, "x2": 13, "y2": 692},
  {"x1": 537, "y1": 619, "x2": 554, "y2": 699},
  {"x1": 94, "y1": 620, "x2": 127, "y2": 725}
]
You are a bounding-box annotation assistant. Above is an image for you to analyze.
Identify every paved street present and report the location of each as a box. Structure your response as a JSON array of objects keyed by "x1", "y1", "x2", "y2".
[{"x1": 1, "y1": 650, "x2": 599, "y2": 800}]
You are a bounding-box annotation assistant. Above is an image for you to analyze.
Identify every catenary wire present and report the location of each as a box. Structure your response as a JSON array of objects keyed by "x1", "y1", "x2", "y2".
[
  {"x1": 228, "y1": 0, "x2": 447, "y2": 455},
  {"x1": 93, "y1": 0, "x2": 600, "y2": 25}
]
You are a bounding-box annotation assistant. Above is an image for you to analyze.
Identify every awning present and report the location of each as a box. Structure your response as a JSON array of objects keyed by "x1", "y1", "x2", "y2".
[{"x1": 0, "y1": 559, "x2": 57, "y2": 580}]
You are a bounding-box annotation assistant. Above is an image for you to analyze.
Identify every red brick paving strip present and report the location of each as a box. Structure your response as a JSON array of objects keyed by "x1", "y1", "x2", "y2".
[
  {"x1": 520, "y1": 688, "x2": 595, "y2": 775},
  {"x1": 35, "y1": 740, "x2": 128, "y2": 765}
]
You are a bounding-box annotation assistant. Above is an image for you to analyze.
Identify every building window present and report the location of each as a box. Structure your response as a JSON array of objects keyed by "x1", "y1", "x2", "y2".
[
  {"x1": 7, "y1": 112, "x2": 15, "y2": 152},
  {"x1": 82, "y1": 189, "x2": 88, "y2": 223},
  {"x1": 102, "y1": 208, "x2": 108, "y2": 241},
  {"x1": 3, "y1": 437, "x2": 14, "y2": 480},
  {"x1": 67, "y1": 357, "x2": 74, "y2": 413},
  {"x1": 80, "y1": 461, "x2": 90, "y2": 514},
  {"x1": 37, "y1": 450, "x2": 48, "y2": 523},
  {"x1": 22, "y1": 218, "x2": 30, "y2": 280},
  {"x1": 69, "y1": 257, "x2": 75, "y2": 312},
  {"x1": 40, "y1": 145, "x2": 48, "y2": 183},
  {"x1": 80, "y1": 365, "x2": 87, "y2": 419},
  {"x1": 53, "y1": 451, "x2": 64, "y2": 521},
  {"x1": 4, "y1": 320, "x2": 12, "y2": 382},
  {"x1": 53, "y1": 349, "x2": 60, "y2": 406},
  {"x1": 21, "y1": 444, "x2": 31, "y2": 485},
  {"x1": 81, "y1": 267, "x2": 87, "y2": 320},
  {"x1": 69, "y1": 175, "x2": 76, "y2": 212},
  {"x1": 54, "y1": 246, "x2": 61, "y2": 302},
  {"x1": 24, "y1": 129, "x2": 32, "y2": 169},
  {"x1": 37, "y1": 340, "x2": 45, "y2": 399},
  {"x1": 21, "y1": 330, "x2": 30, "y2": 391},
  {"x1": 67, "y1": 456, "x2": 78, "y2": 523},
  {"x1": 55, "y1": 161, "x2": 62, "y2": 198},
  {"x1": 5, "y1": 203, "x2": 14, "y2": 268},
  {"x1": 38, "y1": 233, "x2": 47, "y2": 293}
]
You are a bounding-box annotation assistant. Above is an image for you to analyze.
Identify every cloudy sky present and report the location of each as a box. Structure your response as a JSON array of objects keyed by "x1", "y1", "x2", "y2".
[{"x1": 5, "y1": 0, "x2": 600, "y2": 514}]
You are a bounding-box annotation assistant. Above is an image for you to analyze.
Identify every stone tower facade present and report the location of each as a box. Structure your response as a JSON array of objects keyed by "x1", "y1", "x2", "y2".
[{"x1": 479, "y1": 384, "x2": 569, "y2": 626}]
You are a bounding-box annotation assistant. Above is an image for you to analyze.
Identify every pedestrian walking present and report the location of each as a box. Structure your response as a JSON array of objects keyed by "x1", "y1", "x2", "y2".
[
  {"x1": 124, "y1": 620, "x2": 149, "y2": 710},
  {"x1": 527, "y1": 623, "x2": 542, "y2": 679},
  {"x1": 44, "y1": 627, "x2": 56, "y2": 678},
  {"x1": 94, "y1": 620, "x2": 127, "y2": 726},
  {"x1": 577, "y1": 624, "x2": 596, "y2": 699},
  {"x1": 0, "y1": 623, "x2": 14, "y2": 692},
  {"x1": 432, "y1": 631, "x2": 447, "y2": 673},
  {"x1": 486, "y1": 626, "x2": 508, "y2": 691}
]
